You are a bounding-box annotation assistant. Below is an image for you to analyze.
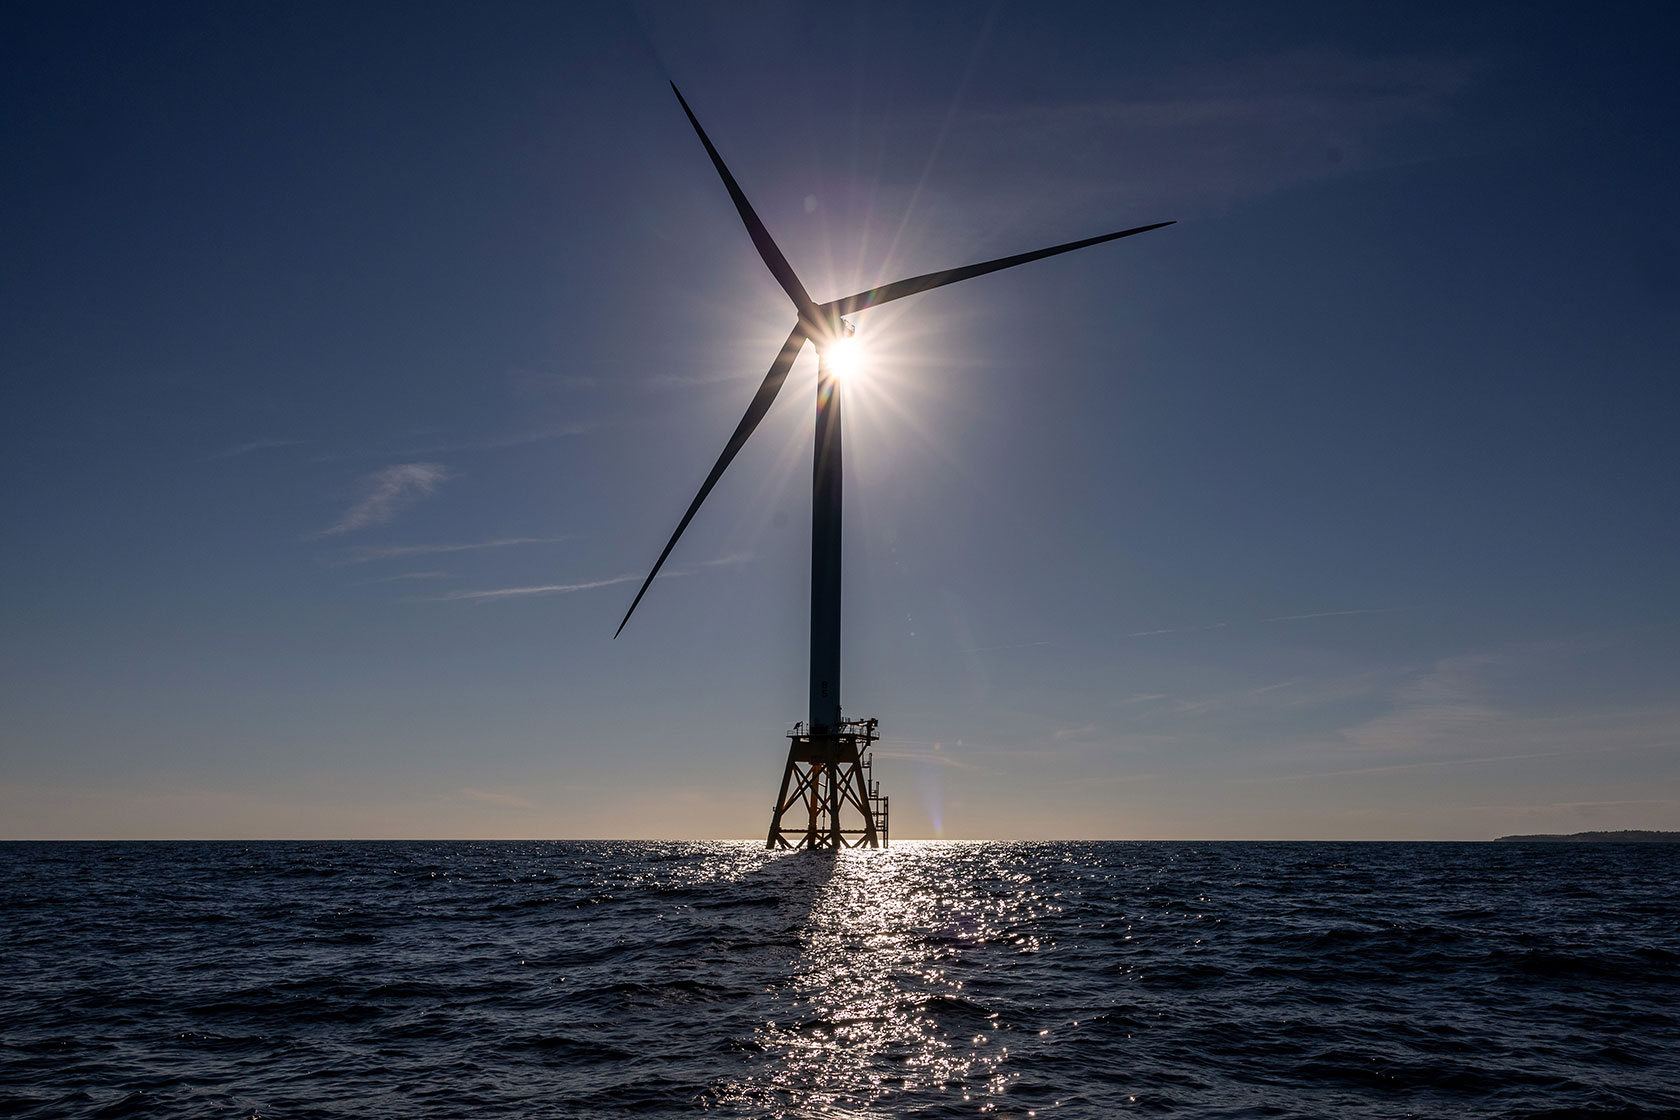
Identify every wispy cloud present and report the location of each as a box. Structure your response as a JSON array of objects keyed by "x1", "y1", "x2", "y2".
[
  {"x1": 420, "y1": 553, "x2": 746, "y2": 604},
  {"x1": 460, "y1": 788, "x2": 536, "y2": 810},
  {"x1": 950, "y1": 49, "x2": 1474, "y2": 211},
  {"x1": 206, "y1": 437, "x2": 304, "y2": 460},
  {"x1": 642, "y1": 371, "x2": 755, "y2": 392},
  {"x1": 359, "y1": 570, "x2": 453, "y2": 584},
  {"x1": 337, "y1": 537, "x2": 568, "y2": 565},
  {"x1": 405, "y1": 423, "x2": 592, "y2": 455},
  {"x1": 1126, "y1": 622, "x2": 1228, "y2": 638},
  {"x1": 426, "y1": 574, "x2": 640, "y2": 602},
  {"x1": 1128, "y1": 608, "x2": 1407, "y2": 637},
  {"x1": 509, "y1": 368, "x2": 599, "y2": 396},
  {"x1": 1272, "y1": 642, "x2": 1680, "y2": 783},
  {"x1": 316, "y1": 463, "x2": 448, "y2": 537},
  {"x1": 1264, "y1": 607, "x2": 1411, "y2": 623},
  {"x1": 310, "y1": 424, "x2": 591, "y2": 463},
  {"x1": 874, "y1": 748, "x2": 978, "y2": 772},
  {"x1": 1129, "y1": 670, "x2": 1390, "y2": 724},
  {"x1": 1245, "y1": 748, "x2": 1574, "y2": 782},
  {"x1": 702, "y1": 552, "x2": 756, "y2": 568}
]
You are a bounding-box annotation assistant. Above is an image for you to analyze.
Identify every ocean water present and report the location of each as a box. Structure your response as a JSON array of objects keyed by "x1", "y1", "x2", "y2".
[{"x1": 1, "y1": 841, "x2": 1677, "y2": 1119}]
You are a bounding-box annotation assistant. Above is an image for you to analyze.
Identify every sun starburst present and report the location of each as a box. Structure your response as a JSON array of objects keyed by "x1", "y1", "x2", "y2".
[{"x1": 825, "y1": 335, "x2": 864, "y2": 381}]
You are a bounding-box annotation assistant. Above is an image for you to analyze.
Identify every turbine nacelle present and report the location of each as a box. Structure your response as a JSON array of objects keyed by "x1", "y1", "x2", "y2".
[{"x1": 810, "y1": 312, "x2": 855, "y2": 354}]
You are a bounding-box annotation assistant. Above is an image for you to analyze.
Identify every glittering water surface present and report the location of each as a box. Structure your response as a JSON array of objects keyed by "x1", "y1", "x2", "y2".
[{"x1": 2, "y1": 842, "x2": 1678, "y2": 1118}]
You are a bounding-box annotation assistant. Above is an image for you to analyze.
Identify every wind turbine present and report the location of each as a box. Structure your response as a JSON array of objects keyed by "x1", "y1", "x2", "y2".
[{"x1": 617, "y1": 84, "x2": 1172, "y2": 849}]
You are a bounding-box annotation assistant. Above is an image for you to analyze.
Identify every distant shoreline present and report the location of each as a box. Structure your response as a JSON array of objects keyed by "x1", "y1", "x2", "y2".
[{"x1": 1493, "y1": 830, "x2": 1680, "y2": 843}]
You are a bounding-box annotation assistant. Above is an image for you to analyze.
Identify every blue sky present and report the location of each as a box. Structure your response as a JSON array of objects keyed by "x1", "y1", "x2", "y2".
[{"x1": 2, "y1": 1, "x2": 1676, "y2": 838}]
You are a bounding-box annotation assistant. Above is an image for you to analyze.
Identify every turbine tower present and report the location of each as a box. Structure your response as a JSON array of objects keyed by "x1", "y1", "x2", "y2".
[{"x1": 617, "y1": 84, "x2": 1172, "y2": 849}]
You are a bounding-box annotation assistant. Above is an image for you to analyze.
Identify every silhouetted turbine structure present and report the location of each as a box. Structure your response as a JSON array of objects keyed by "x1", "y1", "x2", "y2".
[{"x1": 618, "y1": 84, "x2": 1173, "y2": 848}]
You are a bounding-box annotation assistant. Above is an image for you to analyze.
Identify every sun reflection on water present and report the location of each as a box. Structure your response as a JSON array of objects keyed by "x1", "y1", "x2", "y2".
[{"x1": 714, "y1": 843, "x2": 1060, "y2": 1115}]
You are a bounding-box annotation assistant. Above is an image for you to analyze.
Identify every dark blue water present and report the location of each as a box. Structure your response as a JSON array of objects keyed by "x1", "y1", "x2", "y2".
[{"x1": 2, "y1": 842, "x2": 1677, "y2": 1118}]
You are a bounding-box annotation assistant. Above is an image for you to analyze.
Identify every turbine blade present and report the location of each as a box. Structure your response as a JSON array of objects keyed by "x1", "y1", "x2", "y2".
[
  {"x1": 826, "y1": 221, "x2": 1175, "y2": 317},
  {"x1": 670, "y1": 83, "x2": 816, "y2": 317},
  {"x1": 615, "y1": 326, "x2": 808, "y2": 638}
]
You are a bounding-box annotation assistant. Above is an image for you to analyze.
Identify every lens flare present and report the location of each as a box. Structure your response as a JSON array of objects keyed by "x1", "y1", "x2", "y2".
[{"x1": 825, "y1": 336, "x2": 863, "y2": 381}]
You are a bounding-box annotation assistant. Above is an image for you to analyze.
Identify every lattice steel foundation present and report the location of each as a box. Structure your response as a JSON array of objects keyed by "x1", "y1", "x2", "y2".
[{"x1": 766, "y1": 717, "x2": 888, "y2": 849}]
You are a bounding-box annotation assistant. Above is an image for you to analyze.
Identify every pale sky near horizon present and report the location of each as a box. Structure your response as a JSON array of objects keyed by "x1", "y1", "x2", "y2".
[{"x1": 3, "y1": 1, "x2": 1676, "y2": 840}]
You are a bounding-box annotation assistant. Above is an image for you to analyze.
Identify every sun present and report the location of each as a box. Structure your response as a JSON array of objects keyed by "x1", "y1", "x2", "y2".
[{"x1": 825, "y1": 335, "x2": 864, "y2": 381}]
